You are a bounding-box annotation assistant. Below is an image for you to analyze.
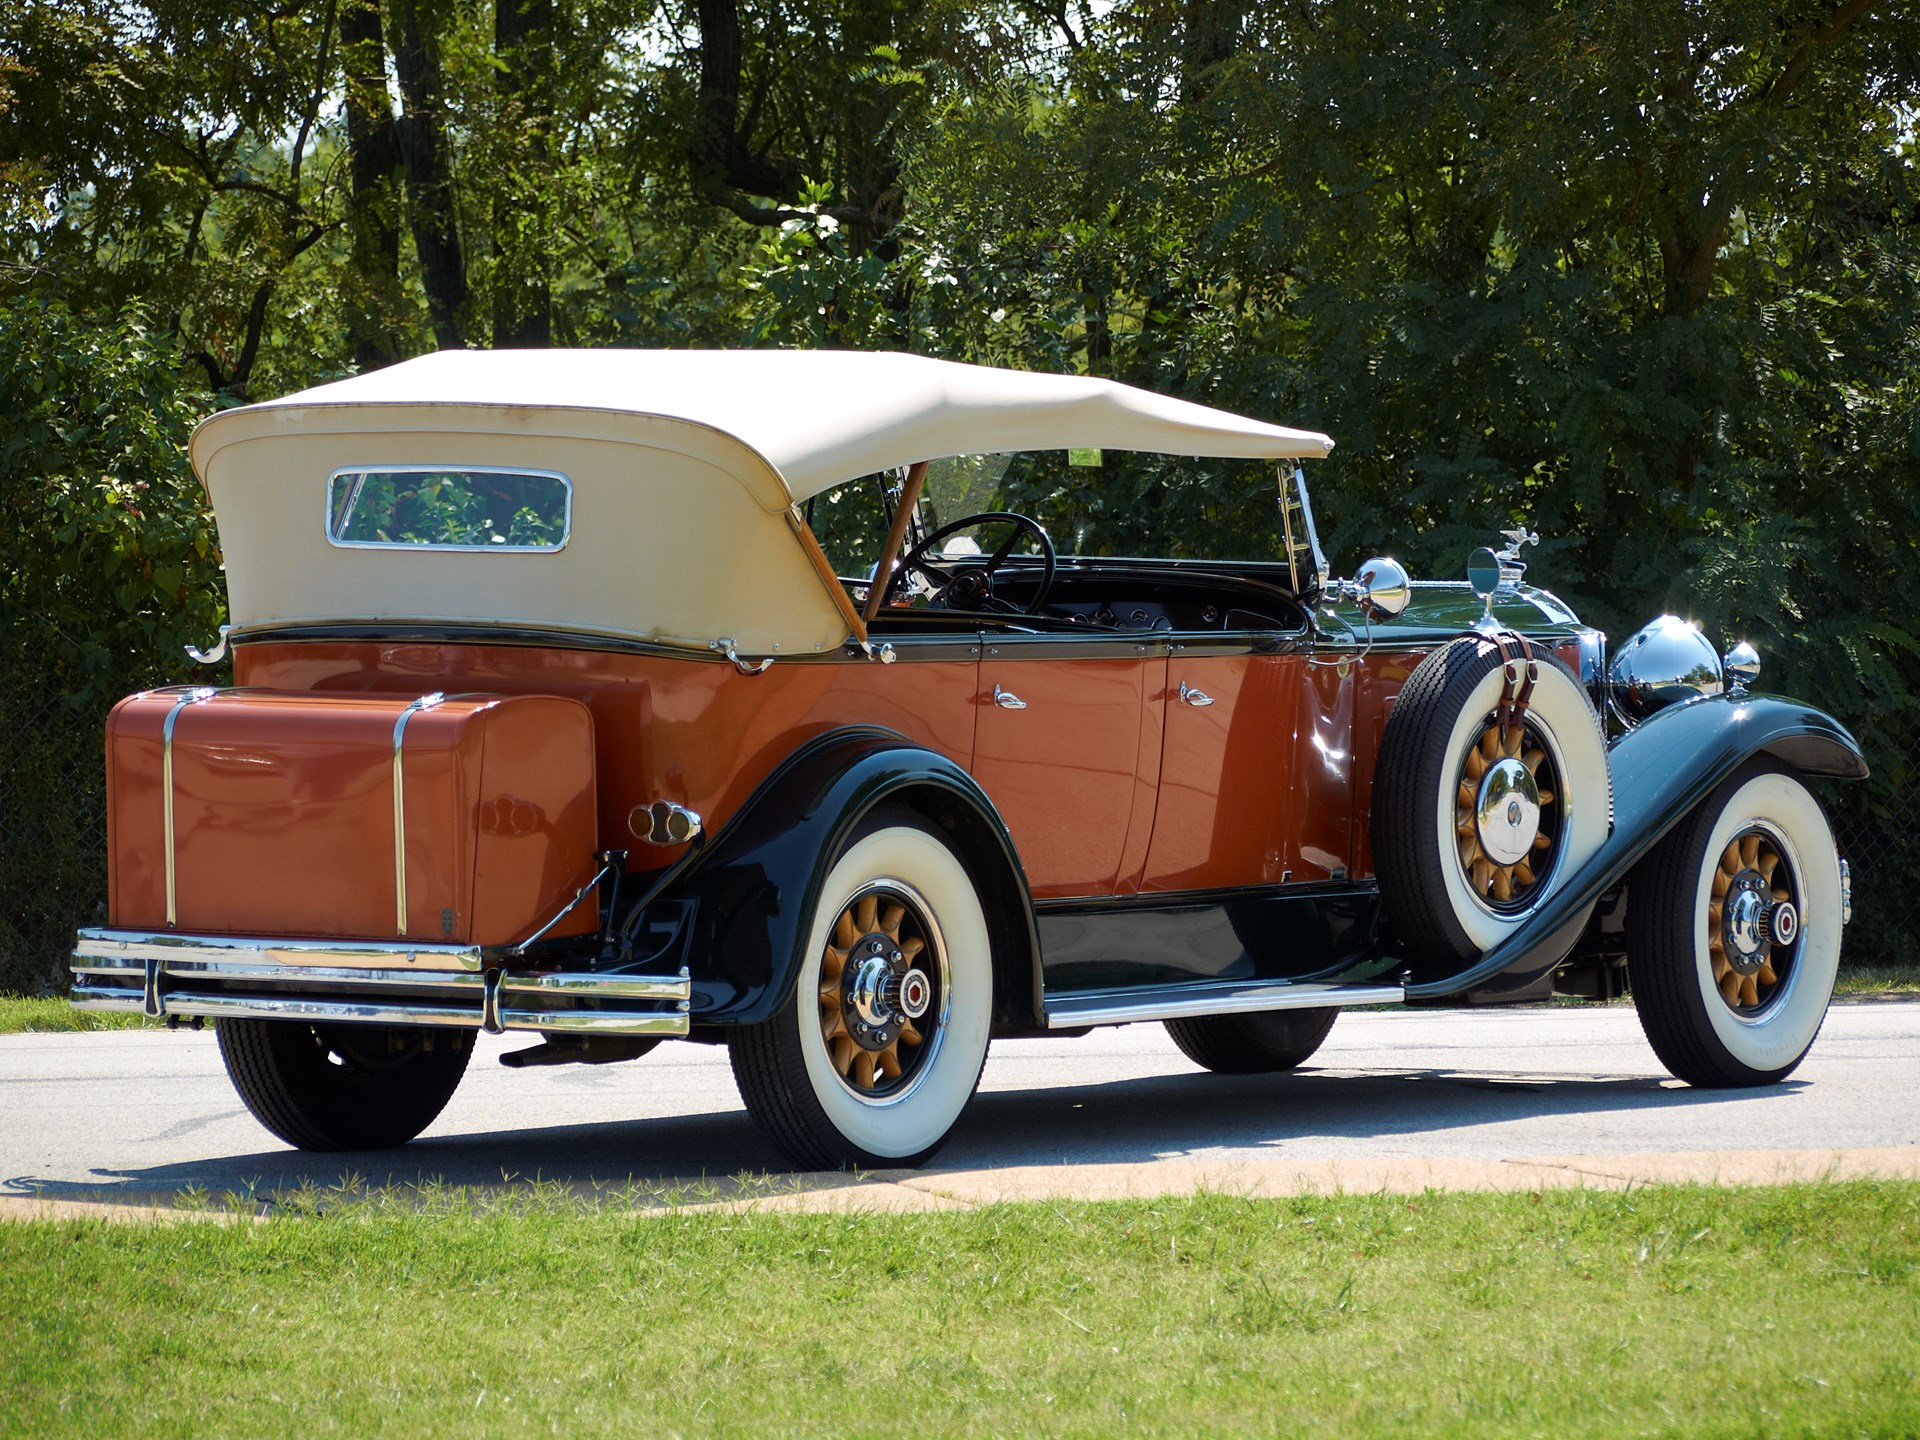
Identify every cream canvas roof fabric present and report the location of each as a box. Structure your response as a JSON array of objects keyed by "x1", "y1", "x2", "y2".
[
  {"x1": 192, "y1": 349, "x2": 1334, "y2": 507},
  {"x1": 191, "y1": 350, "x2": 1335, "y2": 656}
]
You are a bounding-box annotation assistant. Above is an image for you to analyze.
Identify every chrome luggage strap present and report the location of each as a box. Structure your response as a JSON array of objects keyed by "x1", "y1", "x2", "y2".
[
  {"x1": 160, "y1": 687, "x2": 220, "y2": 928},
  {"x1": 391, "y1": 692, "x2": 447, "y2": 936}
]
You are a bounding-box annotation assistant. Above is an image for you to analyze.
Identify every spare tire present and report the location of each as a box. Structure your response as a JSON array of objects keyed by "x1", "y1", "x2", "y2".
[{"x1": 1373, "y1": 637, "x2": 1610, "y2": 967}]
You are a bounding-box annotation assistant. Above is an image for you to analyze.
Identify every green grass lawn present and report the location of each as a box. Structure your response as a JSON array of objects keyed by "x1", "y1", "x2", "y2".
[
  {"x1": 2, "y1": 1184, "x2": 1915, "y2": 1438},
  {"x1": 0, "y1": 995, "x2": 156, "y2": 1033}
]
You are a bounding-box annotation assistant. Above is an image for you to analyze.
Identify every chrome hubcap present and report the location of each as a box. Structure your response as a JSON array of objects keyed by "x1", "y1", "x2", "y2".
[
  {"x1": 1723, "y1": 883, "x2": 1768, "y2": 971},
  {"x1": 1475, "y1": 757, "x2": 1542, "y2": 866},
  {"x1": 1454, "y1": 715, "x2": 1561, "y2": 910}
]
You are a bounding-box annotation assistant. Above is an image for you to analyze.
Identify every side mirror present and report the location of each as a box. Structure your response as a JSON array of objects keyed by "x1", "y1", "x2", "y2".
[{"x1": 1466, "y1": 547, "x2": 1502, "y2": 600}]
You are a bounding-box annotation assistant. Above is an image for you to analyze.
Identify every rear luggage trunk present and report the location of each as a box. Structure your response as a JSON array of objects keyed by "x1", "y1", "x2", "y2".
[{"x1": 105, "y1": 688, "x2": 599, "y2": 947}]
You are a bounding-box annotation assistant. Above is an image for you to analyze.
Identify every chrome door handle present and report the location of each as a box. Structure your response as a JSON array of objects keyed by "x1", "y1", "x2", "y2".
[
  {"x1": 1178, "y1": 682, "x2": 1214, "y2": 708},
  {"x1": 992, "y1": 685, "x2": 1027, "y2": 711}
]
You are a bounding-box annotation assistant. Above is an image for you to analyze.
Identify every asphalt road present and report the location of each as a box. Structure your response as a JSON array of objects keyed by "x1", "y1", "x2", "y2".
[{"x1": 3, "y1": 1001, "x2": 1916, "y2": 1208}]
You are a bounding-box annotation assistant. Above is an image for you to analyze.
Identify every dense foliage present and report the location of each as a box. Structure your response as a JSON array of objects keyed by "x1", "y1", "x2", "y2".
[{"x1": 1, "y1": 0, "x2": 1917, "y2": 986}]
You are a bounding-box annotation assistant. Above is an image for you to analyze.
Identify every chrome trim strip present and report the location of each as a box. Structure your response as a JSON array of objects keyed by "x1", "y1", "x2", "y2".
[
  {"x1": 160, "y1": 687, "x2": 219, "y2": 928},
  {"x1": 75, "y1": 958, "x2": 493, "y2": 988},
  {"x1": 70, "y1": 986, "x2": 690, "y2": 1037},
  {"x1": 391, "y1": 692, "x2": 446, "y2": 935},
  {"x1": 1044, "y1": 980, "x2": 1403, "y2": 1029},
  {"x1": 74, "y1": 927, "x2": 487, "y2": 973},
  {"x1": 498, "y1": 1009, "x2": 690, "y2": 1036},
  {"x1": 504, "y1": 970, "x2": 691, "y2": 1001}
]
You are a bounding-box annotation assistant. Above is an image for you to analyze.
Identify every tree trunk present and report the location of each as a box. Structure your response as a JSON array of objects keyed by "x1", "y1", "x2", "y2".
[
  {"x1": 389, "y1": 0, "x2": 468, "y2": 349},
  {"x1": 688, "y1": 0, "x2": 802, "y2": 215},
  {"x1": 492, "y1": 0, "x2": 552, "y2": 348},
  {"x1": 1180, "y1": 0, "x2": 1240, "y2": 105},
  {"x1": 342, "y1": 0, "x2": 404, "y2": 369}
]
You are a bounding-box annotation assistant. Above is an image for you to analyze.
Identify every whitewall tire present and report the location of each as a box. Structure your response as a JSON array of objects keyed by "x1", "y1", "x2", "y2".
[
  {"x1": 729, "y1": 808, "x2": 994, "y2": 1168},
  {"x1": 1626, "y1": 760, "x2": 1842, "y2": 1086},
  {"x1": 1374, "y1": 639, "x2": 1612, "y2": 965}
]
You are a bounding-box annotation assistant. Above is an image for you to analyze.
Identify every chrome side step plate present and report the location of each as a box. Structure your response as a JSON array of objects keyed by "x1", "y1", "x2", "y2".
[{"x1": 1043, "y1": 978, "x2": 1403, "y2": 1029}]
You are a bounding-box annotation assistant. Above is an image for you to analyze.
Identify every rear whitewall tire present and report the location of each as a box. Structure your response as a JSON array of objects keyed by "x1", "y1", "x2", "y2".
[{"x1": 729, "y1": 811, "x2": 994, "y2": 1168}]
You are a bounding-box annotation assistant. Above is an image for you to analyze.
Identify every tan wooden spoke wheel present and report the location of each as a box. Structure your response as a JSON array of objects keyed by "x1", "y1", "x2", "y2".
[
  {"x1": 1453, "y1": 714, "x2": 1561, "y2": 910},
  {"x1": 1707, "y1": 829, "x2": 1798, "y2": 1013},
  {"x1": 1374, "y1": 638, "x2": 1610, "y2": 967},
  {"x1": 816, "y1": 886, "x2": 938, "y2": 1096},
  {"x1": 729, "y1": 810, "x2": 992, "y2": 1169},
  {"x1": 1625, "y1": 759, "x2": 1842, "y2": 1088}
]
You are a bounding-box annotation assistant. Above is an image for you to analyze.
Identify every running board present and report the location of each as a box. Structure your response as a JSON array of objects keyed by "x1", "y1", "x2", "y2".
[{"x1": 1043, "y1": 979, "x2": 1404, "y2": 1029}]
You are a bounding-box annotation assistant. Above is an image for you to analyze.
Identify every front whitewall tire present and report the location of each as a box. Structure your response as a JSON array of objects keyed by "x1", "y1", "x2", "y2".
[{"x1": 1627, "y1": 761, "x2": 1842, "y2": 1086}]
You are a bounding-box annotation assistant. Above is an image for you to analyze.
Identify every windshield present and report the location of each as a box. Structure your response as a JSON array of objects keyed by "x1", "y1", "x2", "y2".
[{"x1": 806, "y1": 451, "x2": 1298, "y2": 578}]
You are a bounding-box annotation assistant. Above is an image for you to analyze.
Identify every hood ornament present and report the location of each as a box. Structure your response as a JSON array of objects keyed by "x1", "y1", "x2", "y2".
[{"x1": 1495, "y1": 526, "x2": 1538, "y2": 588}]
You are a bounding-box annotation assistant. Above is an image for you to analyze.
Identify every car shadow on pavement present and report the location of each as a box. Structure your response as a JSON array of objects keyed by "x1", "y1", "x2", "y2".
[{"x1": 5, "y1": 1062, "x2": 1807, "y2": 1209}]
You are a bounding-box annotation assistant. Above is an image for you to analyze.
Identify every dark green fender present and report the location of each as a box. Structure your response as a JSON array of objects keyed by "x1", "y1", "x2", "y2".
[
  {"x1": 666, "y1": 728, "x2": 1041, "y2": 1026},
  {"x1": 1404, "y1": 693, "x2": 1868, "y2": 1000}
]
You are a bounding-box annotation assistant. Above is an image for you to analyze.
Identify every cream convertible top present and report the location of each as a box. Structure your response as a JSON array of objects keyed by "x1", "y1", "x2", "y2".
[{"x1": 193, "y1": 350, "x2": 1335, "y2": 656}]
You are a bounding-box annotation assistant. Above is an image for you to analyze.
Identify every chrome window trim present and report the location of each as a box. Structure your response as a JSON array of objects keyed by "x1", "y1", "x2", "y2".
[{"x1": 324, "y1": 465, "x2": 574, "y2": 553}]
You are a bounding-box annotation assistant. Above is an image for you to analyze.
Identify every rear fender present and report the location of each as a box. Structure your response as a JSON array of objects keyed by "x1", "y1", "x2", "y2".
[
  {"x1": 665, "y1": 728, "x2": 1040, "y2": 1026},
  {"x1": 1404, "y1": 694, "x2": 1865, "y2": 1000}
]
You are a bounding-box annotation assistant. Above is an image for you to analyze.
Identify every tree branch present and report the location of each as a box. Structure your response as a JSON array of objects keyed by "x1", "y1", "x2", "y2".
[
  {"x1": 287, "y1": 0, "x2": 341, "y2": 195},
  {"x1": 1754, "y1": 0, "x2": 1880, "y2": 110}
]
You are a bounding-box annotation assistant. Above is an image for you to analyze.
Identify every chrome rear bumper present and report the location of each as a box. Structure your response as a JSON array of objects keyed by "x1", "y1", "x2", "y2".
[{"x1": 70, "y1": 928, "x2": 690, "y2": 1037}]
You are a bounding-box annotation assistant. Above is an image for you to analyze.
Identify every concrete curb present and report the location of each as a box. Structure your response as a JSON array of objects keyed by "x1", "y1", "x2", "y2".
[
  {"x1": 726, "y1": 1146, "x2": 1920, "y2": 1214},
  {"x1": 14, "y1": 1146, "x2": 1910, "y2": 1224}
]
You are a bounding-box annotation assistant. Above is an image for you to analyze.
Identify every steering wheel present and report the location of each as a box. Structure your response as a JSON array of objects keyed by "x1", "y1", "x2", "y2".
[{"x1": 885, "y1": 511, "x2": 1058, "y2": 615}]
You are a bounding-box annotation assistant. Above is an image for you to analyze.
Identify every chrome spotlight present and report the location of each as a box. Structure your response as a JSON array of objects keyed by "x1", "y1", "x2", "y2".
[{"x1": 1336, "y1": 557, "x2": 1411, "y2": 620}]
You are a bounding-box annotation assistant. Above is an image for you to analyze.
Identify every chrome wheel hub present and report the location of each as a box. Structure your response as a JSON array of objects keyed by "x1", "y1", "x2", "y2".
[
  {"x1": 1769, "y1": 900, "x2": 1799, "y2": 948},
  {"x1": 847, "y1": 939, "x2": 904, "y2": 1033},
  {"x1": 1475, "y1": 757, "x2": 1542, "y2": 867},
  {"x1": 1708, "y1": 830, "x2": 1798, "y2": 1011},
  {"x1": 842, "y1": 945, "x2": 932, "y2": 1046},
  {"x1": 817, "y1": 885, "x2": 942, "y2": 1093},
  {"x1": 1723, "y1": 881, "x2": 1768, "y2": 971}
]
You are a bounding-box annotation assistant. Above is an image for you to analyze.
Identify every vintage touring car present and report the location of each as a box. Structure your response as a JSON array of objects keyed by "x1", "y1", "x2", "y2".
[{"x1": 72, "y1": 349, "x2": 1864, "y2": 1168}]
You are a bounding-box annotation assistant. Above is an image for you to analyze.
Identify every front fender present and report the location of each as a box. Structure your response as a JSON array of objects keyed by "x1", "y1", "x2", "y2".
[
  {"x1": 1404, "y1": 693, "x2": 1866, "y2": 1000},
  {"x1": 669, "y1": 727, "x2": 1037, "y2": 1025}
]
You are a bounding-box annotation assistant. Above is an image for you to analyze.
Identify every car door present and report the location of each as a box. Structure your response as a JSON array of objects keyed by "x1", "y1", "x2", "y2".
[
  {"x1": 1140, "y1": 630, "x2": 1351, "y2": 892},
  {"x1": 971, "y1": 635, "x2": 1163, "y2": 900}
]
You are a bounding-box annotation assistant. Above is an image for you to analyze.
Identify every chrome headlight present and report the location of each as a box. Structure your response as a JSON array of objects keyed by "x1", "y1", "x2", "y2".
[{"x1": 1607, "y1": 615, "x2": 1724, "y2": 726}]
